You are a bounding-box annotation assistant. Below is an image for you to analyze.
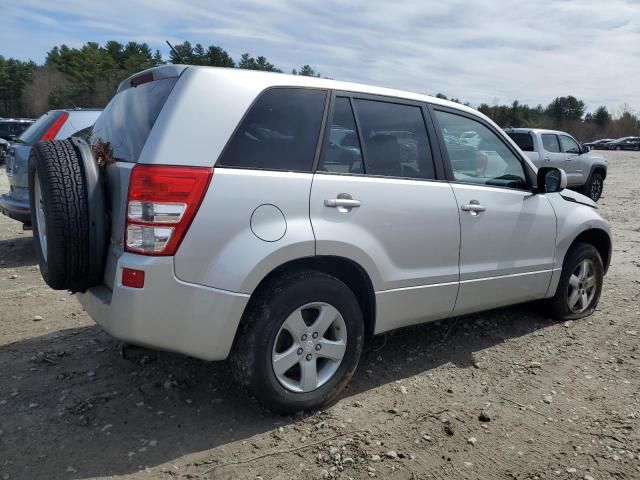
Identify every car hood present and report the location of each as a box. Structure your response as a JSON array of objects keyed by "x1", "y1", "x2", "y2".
[{"x1": 560, "y1": 188, "x2": 597, "y2": 208}]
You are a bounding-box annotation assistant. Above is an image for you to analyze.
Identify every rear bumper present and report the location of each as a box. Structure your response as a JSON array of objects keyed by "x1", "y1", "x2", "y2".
[
  {"x1": 0, "y1": 191, "x2": 30, "y2": 224},
  {"x1": 77, "y1": 254, "x2": 250, "y2": 361}
]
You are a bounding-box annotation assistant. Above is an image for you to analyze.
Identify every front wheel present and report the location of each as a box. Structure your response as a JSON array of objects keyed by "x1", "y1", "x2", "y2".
[
  {"x1": 230, "y1": 270, "x2": 364, "y2": 414},
  {"x1": 547, "y1": 243, "x2": 604, "y2": 321},
  {"x1": 583, "y1": 172, "x2": 604, "y2": 202}
]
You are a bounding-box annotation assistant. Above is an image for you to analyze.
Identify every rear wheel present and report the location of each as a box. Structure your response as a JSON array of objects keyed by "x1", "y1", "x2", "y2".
[
  {"x1": 548, "y1": 243, "x2": 603, "y2": 321},
  {"x1": 230, "y1": 270, "x2": 364, "y2": 414}
]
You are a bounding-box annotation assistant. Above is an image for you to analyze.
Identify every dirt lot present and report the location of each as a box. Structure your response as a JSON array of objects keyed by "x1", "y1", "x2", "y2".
[{"x1": 0, "y1": 152, "x2": 639, "y2": 480}]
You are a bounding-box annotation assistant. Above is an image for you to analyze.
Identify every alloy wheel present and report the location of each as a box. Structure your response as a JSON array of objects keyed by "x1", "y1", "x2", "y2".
[
  {"x1": 567, "y1": 259, "x2": 597, "y2": 313},
  {"x1": 33, "y1": 172, "x2": 48, "y2": 259},
  {"x1": 590, "y1": 178, "x2": 603, "y2": 201},
  {"x1": 272, "y1": 302, "x2": 347, "y2": 393}
]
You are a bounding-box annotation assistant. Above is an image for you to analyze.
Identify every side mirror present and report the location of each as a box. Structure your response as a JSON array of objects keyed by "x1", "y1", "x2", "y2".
[
  {"x1": 537, "y1": 167, "x2": 567, "y2": 194},
  {"x1": 581, "y1": 144, "x2": 590, "y2": 153}
]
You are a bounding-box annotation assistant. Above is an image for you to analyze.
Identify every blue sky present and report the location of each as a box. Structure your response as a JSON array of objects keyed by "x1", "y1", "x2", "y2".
[{"x1": 2, "y1": 0, "x2": 639, "y2": 113}]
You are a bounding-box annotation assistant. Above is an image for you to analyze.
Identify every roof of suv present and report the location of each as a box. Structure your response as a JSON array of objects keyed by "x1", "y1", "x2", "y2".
[
  {"x1": 505, "y1": 128, "x2": 571, "y2": 136},
  {"x1": 119, "y1": 64, "x2": 490, "y2": 123}
]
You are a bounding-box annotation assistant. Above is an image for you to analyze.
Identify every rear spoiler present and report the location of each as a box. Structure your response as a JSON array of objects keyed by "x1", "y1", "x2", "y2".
[{"x1": 116, "y1": 65, "x2": 189, "y2": 94}]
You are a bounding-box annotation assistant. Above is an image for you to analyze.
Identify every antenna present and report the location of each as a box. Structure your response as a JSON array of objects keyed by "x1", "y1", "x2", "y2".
[
  {"x1": 63, "y1": 95, "x2": 79, "y2": 109},
  {"x1": 166, "y1": 40, "x2": 187, "y2": 64}
]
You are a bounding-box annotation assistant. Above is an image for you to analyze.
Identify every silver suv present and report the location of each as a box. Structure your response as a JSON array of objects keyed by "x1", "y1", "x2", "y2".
[{"x1": 28, "y1": 65, "x2": 611, "y2": 413}]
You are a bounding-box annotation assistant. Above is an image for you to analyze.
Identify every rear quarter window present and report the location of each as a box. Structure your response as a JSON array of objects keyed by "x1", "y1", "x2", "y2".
[{"x1": 217, "y1": 88, "x2": 327, "y2": 172}]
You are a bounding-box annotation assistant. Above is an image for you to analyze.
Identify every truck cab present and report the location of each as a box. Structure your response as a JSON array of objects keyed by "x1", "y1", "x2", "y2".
[{"x1": 506, "y1": 128, "x2": 608, "y2": 201}]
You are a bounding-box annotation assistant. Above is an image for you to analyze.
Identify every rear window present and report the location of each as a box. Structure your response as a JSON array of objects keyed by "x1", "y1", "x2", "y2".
[
  {"x1": 218, "y1": 88, "x2": 327, "y2": 172},
  {"x1": 91, "y1": 77, "x2": 177, "y2": 163},
  {"x1": 70, "y1": 126, "x2": 93, "y2": 142},
  {"x1": 506, "y1": 132, "x2": 534, "y2": 152},
  {"x1": 19, "y1": 113, "x2": 63, "y2": 145}
]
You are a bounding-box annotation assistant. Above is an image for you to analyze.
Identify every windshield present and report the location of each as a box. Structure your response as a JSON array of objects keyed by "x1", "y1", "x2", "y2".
[{"x1": 91, "y1": 77, "x2": 177, "y2": 163}]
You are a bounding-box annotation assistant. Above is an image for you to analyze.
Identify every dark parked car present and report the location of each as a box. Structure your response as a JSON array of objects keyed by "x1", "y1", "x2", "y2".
[
  {"x1": 0, "y1": 138, "x2": 8, "y2": 164},
  {"x1": 584, "y1": 138, "x2": 614, "y2": 150},
  {"x1": 604, "y1": 137, "x2": 640, "y2": 151},
  {"x1": 0, "y1": 118, "x2": 35, "y2": 142},
  {"x1": 0, "y1": 109, "x2": 102, "y2": 225},
  {"x1": 0, "y1": 118, "x2": 35, "y2": 164}
]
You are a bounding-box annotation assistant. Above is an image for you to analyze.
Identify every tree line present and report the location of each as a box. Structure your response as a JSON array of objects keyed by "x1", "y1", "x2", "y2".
[
  {"x1": 0, "y1": 40, "x2": 322, "y2": 120},
  {"x1": 1, "y1": 40, "x2": 638, "y2": 141},
  {"x1": 436, "y1": 93, "x2": 639, "y2": 141}
]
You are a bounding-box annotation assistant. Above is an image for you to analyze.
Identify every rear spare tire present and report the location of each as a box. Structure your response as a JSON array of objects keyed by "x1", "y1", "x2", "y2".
[{"x1": 28, "y1": 138, "x2": 106, "y2": 292}]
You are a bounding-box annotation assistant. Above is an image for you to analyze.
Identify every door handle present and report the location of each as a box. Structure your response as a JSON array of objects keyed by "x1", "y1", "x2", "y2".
[
  {"x1": 461, "y1": 200, "x2": 486, "y2": 216},
  {"x1": 543, "y1": 156, "x2": 551, "y2": 161},
  {"x1": 324, "y1": 198, "x2": 361, "y2": 208},
  {"x1": 324, "y1": 193, "x2": 361, "y2": 210}
]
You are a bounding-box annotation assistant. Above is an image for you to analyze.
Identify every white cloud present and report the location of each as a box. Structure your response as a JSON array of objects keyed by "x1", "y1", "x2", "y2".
[{"x1": 1, "y1": 0, "x2": 639, "y2": 112}]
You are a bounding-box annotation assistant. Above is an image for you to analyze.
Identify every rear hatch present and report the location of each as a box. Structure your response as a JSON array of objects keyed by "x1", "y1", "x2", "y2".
[{"x1": 90, "y1": 65, "x2": 186, "y2": 289}]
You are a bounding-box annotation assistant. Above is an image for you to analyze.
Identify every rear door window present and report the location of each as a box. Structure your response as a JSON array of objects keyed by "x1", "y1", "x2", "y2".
[
  {"x1": 506, "y1": 132, "x2": 534, "y2": 152},
  {"x1": 218, "y1": 88, "x2": 327, "y2": 172},
  {"x1": 352, "y1": 99, "x2": 435, "y2": 179},
  {"x1": 91, "y1": 77, "x2": 177, "y2": 163},
  {"x1": 541, "y1": 134, "x2": 561, "y2": 152}
]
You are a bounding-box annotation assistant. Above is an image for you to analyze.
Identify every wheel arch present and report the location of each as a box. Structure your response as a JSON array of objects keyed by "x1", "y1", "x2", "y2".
[
  {"x1": 568, "y1": 228, "x2": 611, "y2": 274},
  {"x1": 589, "y1": 164, "x2": 607, "y2": 180},
  {"x1": 237, "y1": 255, "x2": 377, "y2": 339}
]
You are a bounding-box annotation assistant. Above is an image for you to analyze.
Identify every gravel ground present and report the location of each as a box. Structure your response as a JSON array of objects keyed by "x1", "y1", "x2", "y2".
[{"x1": 0, "y1": 151, "x2": 638, "y2": 480}]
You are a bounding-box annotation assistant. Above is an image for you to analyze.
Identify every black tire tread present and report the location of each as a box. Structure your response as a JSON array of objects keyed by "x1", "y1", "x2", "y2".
[
  {"x1": 30, "y1": 140, "x2": 91, "y2": 291},
  {"x1": 582, "y1": 172, "x2": 604, "y2": 202}
]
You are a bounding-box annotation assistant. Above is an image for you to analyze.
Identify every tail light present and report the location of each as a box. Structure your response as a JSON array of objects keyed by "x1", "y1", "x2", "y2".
[
  {"x1": 40, "y1": 112, "x2": 69, "y2": 140},
  {"x1": 125, "y1": 165, "x2": 213, "y2": 255}
]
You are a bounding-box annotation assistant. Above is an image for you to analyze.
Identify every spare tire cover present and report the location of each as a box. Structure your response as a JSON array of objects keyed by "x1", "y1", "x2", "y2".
[{"x1": 28, "y1": 138, "x2": 107, "y2": 292}]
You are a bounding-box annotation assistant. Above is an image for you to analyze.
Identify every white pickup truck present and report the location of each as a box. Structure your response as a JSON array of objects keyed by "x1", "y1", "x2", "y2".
[{"x1": 506, "y1": 128, "x2": 607, "y2": 201}]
